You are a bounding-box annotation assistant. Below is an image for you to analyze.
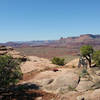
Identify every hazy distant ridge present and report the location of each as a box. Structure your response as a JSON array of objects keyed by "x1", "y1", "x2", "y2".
[{"x1": 1, "y1": 34, "x2": 100, "y2": 48}]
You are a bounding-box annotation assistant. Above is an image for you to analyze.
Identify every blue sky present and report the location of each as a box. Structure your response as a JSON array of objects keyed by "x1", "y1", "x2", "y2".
[{"x1": 0, "y1": 0, "x2": 100, "y2": 42}]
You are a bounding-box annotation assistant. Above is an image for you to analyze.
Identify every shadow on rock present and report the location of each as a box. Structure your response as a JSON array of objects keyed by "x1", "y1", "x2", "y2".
[{"x1": 0, "y1": 83, "x2": 43, "y2": 100}]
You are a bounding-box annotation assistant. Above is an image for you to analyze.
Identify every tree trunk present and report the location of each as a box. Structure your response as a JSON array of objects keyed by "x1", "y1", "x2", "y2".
[
  {"x1": 86, "y1": 56, "x2": 91, "y2": 68},
  {"x1": 89, "y1": 59, "x2": 91, "y2": 68}
]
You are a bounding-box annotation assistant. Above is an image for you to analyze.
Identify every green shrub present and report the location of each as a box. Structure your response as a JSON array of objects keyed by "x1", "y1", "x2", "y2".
[
  {"x1": 0, "y1": 55, "x2": 23, "y2": 88},
  {"x1": 82, "y1": 68, "x2": 88, "y2": 73},
  {"x1": 93, "y1": 50, "x2": 100, "y2": 67},
  {"x1": 80, "y1": 68, "x2": 89, "y2": 78},
  {"x1": 51, "y1": 57, "x2": 65, "y2": 66}
]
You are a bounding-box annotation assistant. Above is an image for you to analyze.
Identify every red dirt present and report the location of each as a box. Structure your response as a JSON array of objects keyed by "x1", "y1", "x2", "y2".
[
  {"x1": 20, "y1": 67, "x2": 66, "y2": 82},
  {"x1": 22, "y1": 71, "x2": 40, "y2": 82}
]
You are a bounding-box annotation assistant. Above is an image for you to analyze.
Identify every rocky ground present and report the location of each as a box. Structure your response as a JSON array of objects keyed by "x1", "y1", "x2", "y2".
[
  {"x1": 20, "y1": 53, "x2": 100, "y2": 100},
  {"x1": 21, "y1": 56, "x2": 57, "y2": 74},
  {"x1": 0, "y1": 46, "x2": 100, "y2": 100},
  {"x1": 21, "y1": 67, "x2": 100, "y2": 100}
]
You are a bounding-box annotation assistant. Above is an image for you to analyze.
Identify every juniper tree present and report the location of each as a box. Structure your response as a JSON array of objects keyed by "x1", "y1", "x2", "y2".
[{"x1": 80, "y1": 45, "x2": 94, "y2": 67}]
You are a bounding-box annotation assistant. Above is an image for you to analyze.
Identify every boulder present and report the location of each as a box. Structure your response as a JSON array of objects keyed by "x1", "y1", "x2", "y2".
[
  {"x1": 44, "y1": 70, "x2": 79, "y2": 93},
  {"x1": 0, "y1": 46, "x2": 7, "y2": 51},
  {"x1": 0, "y1": 45, "x2": 27, "y2": 62},
  {"x1": 29, "y1": 69, "x2": 80, "y2": 93},
  {"x1": 95, "y1": 70, "x2": 100, "y2": 76},
  {"x1": 90, "y1": 89, "x2": 100, "y2": 100},
  {"x1": 76, "y1": 80, "x2": 94, "y2": 92},
  {"x1": 21, "y1": 56, "x2": 56, "y2": 73},
  {"x1": 0, "y1": 51, "x2": 7, "y2": 55},
  {"x1": 77, "y1": 89, "x2": 100, "y2": 100},
  {"x1": 88, "y1": 69, "x2": 100, "y2": 85}
]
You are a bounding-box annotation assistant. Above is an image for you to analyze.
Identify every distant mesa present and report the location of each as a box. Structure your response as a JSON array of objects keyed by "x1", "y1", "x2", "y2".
[{"x1": 0, "y1": 34, "x2": 100, "y2": 49}]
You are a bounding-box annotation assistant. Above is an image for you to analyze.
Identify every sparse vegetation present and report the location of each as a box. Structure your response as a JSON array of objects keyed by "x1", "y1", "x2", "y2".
[
  {"x1": 80, "y1": 45, "x2": 100, "y2": 68},
  {"x1": 80, "y1": 68, "x2": 89, "y2": 78},
  {"x1": 68, "y1": 85, "x2": 76, "y2": 91},
  {"x1": 51, "y1": 57, "x2": 65, "y2": 66},
  {"x1": 93, "y1": 50, "x2": 100, "y2": 67},
  {"x1": 0, "y1": 55, "x2": 23, "y2": 88},
  {"x1": 15, "y1": 47, "x2": 78, "y2": 59}
]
